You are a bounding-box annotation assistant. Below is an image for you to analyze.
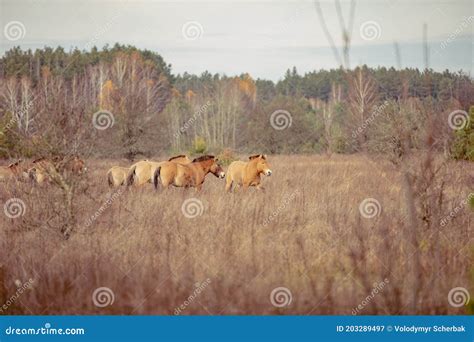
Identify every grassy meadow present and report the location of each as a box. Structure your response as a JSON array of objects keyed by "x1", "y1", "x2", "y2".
[{"x1": 1, "y1": 154, "x2": 472, "y2": 315}]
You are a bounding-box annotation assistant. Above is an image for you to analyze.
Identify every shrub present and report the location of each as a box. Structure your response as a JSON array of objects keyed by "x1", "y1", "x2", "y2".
[
  {"x1": 190, "y1": 136, "x2": 207, "y2": 155},
  {"x1": 451, "y1": 106, "x2": 474, "y2": 161}
]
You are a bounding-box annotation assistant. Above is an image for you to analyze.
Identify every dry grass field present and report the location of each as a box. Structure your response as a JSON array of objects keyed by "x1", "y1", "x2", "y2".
[{"x1": 0, "y1": 154, "x2": 472, "y2": 315}]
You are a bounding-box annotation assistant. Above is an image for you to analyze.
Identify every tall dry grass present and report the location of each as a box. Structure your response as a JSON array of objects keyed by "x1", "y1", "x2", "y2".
[{"x1": 0, "y1": 154, "x2": 472, "y2": 315}]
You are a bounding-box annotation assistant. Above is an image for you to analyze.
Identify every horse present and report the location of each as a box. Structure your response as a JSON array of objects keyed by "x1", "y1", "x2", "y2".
[
  {"x1": 225, "y1": 154, "x2": 272, "y2": 192},
  {"x1": 107, "y1": 166, "x2": 130, "y2": 187},
  {"x1": 63, "y1": 156, "x2": 87, "y2": 174},
  {"x1": 28, "y1": 167, "x2": 48, "y2": 184},
  {"x1": 7, "y1": 159, "x2": 25, "y2": 175},
  {"x1": 126, "y1": 155, "x2": 191, "y2": 186},
  {"x1": 153, "y1": 155, "x2": 225, "y2": 191},
  {"x1": 28, "y1": 155, "x2": 86, "y2": 184},
  {"x1": 0, "y1": 160, "x2": 22, "y2": 181},
  {"x1": 27, "y1": 157, "x2": 54, "y2": 184},
  {"x1": 0, "y1": 160, "x2": 29, "y2": 182}
]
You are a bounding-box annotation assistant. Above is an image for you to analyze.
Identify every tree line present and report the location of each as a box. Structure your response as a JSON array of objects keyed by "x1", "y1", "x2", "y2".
[{"x1": 0, "y1": 44, "x2": 472, "y2": 160}]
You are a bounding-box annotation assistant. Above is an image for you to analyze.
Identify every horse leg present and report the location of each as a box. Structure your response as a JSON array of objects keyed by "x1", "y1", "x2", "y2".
[
  {"x1": 160, "y1": 178, "x2": 172, "y2": 190},
  {"x1": 225, "y1": 177, "x2": 233, "y2": 192}
]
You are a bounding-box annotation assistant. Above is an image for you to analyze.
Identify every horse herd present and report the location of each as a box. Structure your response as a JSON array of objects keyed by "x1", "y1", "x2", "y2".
[
  {"x1": 0, "y1": 154, "x2": 273, "y2": 192},
  {"x1": 109, "y1": 154, "x2": 273, "y2": 192},
  {"x1": 0, "y1": 156, "x2": 86, "y2": 183}
]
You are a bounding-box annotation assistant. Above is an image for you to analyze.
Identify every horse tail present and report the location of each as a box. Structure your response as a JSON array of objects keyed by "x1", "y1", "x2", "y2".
[
  {"x1": 107, "y1": 170, "x2": 114, "y2": 187},
  {"x1": 153, "y1": 166, "x2": 161, "y2": 190},
  {"x1": 126, "y1": 165, "x2": 137, "y2": 186}
]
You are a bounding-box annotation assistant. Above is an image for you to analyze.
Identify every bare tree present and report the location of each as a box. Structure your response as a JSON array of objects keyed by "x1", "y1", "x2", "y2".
[{"x1": 347, "y1": 67, "x2": 378, "y2": 151}]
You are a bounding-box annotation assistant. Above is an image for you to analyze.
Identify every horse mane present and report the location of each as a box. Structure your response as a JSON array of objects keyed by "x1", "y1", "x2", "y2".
[
  {"x1": 192, "y1": 155, "x2": 215, "y2": 163},
  {"x1": 32, "y1": 157, "x2": 47, "y2": 163},
  {"x1": 249, "y1": 154, "x2": 266, "y2": 160},
  {"x1": 8, "y1": 159, "x2": 22, "y2": 168},
  {"x1": 168, "y1": 154, "x2": 186, "y2": 161}
]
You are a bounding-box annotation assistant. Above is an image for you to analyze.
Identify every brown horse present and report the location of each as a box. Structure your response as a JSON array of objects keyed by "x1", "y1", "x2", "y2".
[
  {"x1": 7, "y1": 159, "x2": 25, "y2": 175},
  {"x1": 28, "y1": 155, "x2": 86, "y2": 183},
  {"x1": 0, "y1": 160, "x2": 28, "y2": 182},
  {"x1": 63, "y1": 156, "x2": 87, "y2": 174},
  {"x1": 153, "y1": 155, "x2": 225, "y2": 191},
  {"x1": 225, "y1": 154, "x2": 272, "y2": 192},
  {"x1": 27, "y1": 157, "x2": 53, "y2": 184},
  {"x1": 126, "y1": 155, "x2": 191, "y2": 186}
]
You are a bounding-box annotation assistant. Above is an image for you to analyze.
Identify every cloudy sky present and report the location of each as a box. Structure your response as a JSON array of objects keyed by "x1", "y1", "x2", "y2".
[{"x1": 1, "y1": 0, "x2": 472, "y2": 80}]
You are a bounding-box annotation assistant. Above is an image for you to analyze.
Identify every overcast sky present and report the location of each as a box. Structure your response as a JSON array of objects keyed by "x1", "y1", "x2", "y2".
[{"x1": 1, "y1": 0, "x2": 472, "y2": 80}]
